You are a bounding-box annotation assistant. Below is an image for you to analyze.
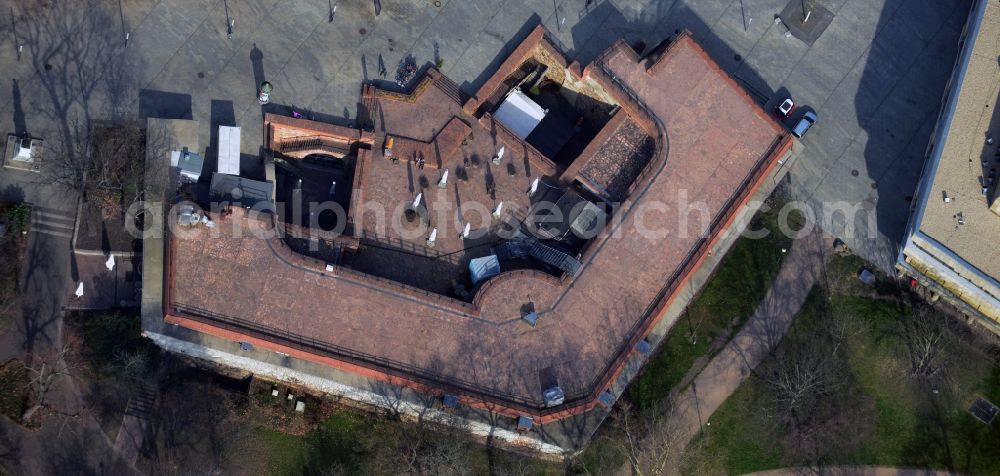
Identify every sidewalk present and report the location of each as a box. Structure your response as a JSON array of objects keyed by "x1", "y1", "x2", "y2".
[{"x1": 661, "y1": 229, "x2": 830, "y2": 475}]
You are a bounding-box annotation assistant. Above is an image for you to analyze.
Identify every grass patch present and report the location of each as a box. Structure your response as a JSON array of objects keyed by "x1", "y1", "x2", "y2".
[
  {"x1": 575, "y1": 426, "x2": 627, "y2": 474},
  {"x1": 682, "y1": 254, "x2": 1000, "y2": 474},
  {"x1": 0, "y1": 363, "x2": 28, "y2": 422},
  {"x1": 0, "y1": 202, "x2": 29, "y2": 300},
  {"x1": 625, "y1": 204, "x2": 794, "y2": 409},
  {"x1": 250, "y1": 408, "x2": 560, "y2": 475},
  {"x1": 255, "y1": 427, "x2": 307, "y2": 475}
]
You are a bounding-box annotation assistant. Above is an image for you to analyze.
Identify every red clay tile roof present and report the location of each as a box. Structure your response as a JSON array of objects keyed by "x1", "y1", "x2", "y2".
[{"x1": 165, "y1": 30, "x2": 789, "y2": 421}]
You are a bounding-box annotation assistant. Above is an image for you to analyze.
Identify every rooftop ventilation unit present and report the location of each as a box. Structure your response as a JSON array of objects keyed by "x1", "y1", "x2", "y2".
[
  {"x1": 172, "y1": 149, "x2": 205, "y2": 182},
  {"x1": 597, "y1": 391, "x2": 615, "y2": 409},
  {"x1": 177, "y1": 204, "x2": 201, "y2": 226},
  {"x1": 469, "y1": 255, "x2": 501, "y2": 284},
  {"x1": 542, "y1": 386, "x2": 565, "y2": 407},
  {"x1": 522, "y1": 311, "x2": 539, "y2": 327},
  {"x1": 635, "y1": 339, "x2": 652, "y2": 355},
  {"x1": 516, "y1": 416, "x2": 533, "y2": 432}
]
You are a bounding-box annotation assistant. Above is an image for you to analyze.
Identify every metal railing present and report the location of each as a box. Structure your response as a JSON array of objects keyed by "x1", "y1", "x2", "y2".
[
  {"x1": 279, "y1": 136, "x2": 351, "y2": 156},
  {"x1": 170, "y1": 302, "x2": 593, "y2": 411}
]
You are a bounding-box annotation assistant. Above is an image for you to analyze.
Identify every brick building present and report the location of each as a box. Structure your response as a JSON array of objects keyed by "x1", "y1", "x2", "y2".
[{"x1": 142, "y1": 26, "x2": 793, "y2": 452}]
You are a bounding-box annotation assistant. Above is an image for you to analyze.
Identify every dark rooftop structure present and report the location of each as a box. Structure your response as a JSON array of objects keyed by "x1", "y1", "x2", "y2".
[{"x1": 208, "y1": 173, "x2": 273, "y2": 209}]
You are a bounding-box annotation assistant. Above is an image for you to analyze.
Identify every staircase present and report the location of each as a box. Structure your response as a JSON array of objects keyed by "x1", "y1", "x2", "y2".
[
  {"x1": 124, "y1": 384, "x2": 156, "y2": 419},
  {"x1": 116, "y1": 383, "x2": 157, "y2": 466},
  {"x1": 494, "y1": 238, "x2": 582, "y2": 277},
  {"x1": 529, "y1": 240, "x2": 582, "y2": 277},
  {"x1": 433, "y1": 74, "x2": 466, "y2": 105},
  {"x1": 358, "y1": 85, "x2": 378, "y2": 131}
]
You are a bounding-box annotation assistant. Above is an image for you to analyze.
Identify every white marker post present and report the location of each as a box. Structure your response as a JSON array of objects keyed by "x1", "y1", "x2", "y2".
[
  {"x1": 493, "y1": 145, "x2": 505, "y2": 165},
  {"x1": 528, "y1": 177, "x2": 540, "y2": 196}
]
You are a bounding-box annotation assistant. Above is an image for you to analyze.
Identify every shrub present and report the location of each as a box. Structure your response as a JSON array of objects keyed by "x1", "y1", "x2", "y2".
[{"x1": 4, "y1": 203, "x2": 29, "y2": 234}]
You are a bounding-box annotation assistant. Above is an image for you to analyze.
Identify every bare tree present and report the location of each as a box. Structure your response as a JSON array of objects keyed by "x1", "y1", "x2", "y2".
[
  {"x1": 611, "y1": 400, "x2": 682, "y2": 476},
  {"x1": 762, "y1": 346, "x2": 834, "y2": 426},
  {"x1": 21, "y1": 345, "x2": 76, "y2": 422},
  {"x1": 897, "y1": 306, "x2": 957, "y2": 381},
  {"x1": 112, "y1": 347, "x2": 151, "y2": 383},
  {"x1": 43, "y1": 118, "x2": 147, "y2": 206},
  {"x1": 413, "y1": 427, "x2": 476, "y2": 476},
  {"x1": 824, "y1": 308, "x2": 865, "y2": 360}
]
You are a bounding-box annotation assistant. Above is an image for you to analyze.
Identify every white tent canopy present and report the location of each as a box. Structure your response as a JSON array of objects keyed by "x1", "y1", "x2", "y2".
[
  {"x1": 218, "y1": 126, "x2": 241, "y2": 176},
  {"x1": 493, "y1": 90, "x2": 546, "y2": 140}
]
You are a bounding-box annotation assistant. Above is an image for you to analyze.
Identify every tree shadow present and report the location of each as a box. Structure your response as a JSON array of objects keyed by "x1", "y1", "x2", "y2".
[{"x1": 0, "y1": 184, "x2": 26, "y2": 203}]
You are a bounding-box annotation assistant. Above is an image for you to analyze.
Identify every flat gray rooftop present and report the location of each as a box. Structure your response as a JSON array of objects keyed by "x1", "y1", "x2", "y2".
[{"x1": 915, "y1": 0, "x2": 1000, "y2": 281}]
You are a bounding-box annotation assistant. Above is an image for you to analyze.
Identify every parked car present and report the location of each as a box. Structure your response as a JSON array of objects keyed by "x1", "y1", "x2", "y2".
[
  {"x1": 791, "y1": 111, "x2": 817, "y2": 138},
  {"x1": 775, "y1": 98, "x2": 795, "y2": 121}
]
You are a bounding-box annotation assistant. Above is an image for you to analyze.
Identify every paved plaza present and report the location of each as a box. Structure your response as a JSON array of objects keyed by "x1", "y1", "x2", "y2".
[{"x1": 0, "y1": 0, "x2": 972, "y2": 271}]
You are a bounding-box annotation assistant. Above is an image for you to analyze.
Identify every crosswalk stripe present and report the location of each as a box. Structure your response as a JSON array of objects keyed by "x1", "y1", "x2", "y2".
[
  {"x1": 33, "y1": 209, "x2": 74, "y2": 220},
  {"x1": 29, "y1": 226, "x2": 72, "y2": 238},
  {"x1": 32, "y1": 217, "x2": 74, "y2": 230},
  {"x1": 33, "y1": 218, "x2": 73, "y2": 229}
]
